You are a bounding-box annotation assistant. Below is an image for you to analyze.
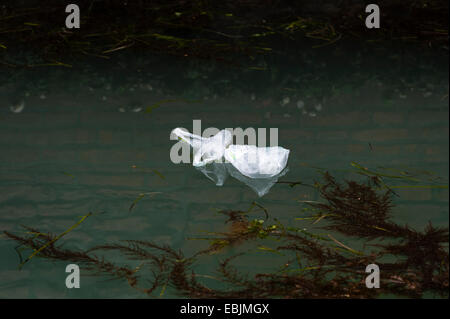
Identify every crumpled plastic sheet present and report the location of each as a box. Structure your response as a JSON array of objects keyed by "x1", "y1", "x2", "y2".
[{"x1": 171, "y1": 128, "x2": 290, "y2": 197}]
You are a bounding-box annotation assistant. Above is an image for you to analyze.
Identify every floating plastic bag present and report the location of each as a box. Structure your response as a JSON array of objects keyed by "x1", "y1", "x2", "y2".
[
  {"x1": 196, "y1": 162, "x2": 229, "y2": 186},
  {"x1": 171, "y1": 128, "x2": 290, "y2": 197},
  {"x1": 224, "y1": 145, "x2": 289, "y2": 178},
  {"x1": 225, "y1": 162, "x2": 288, "y2": 197},
  {"x1": 171, "y1": 128, "x2": 232, "y2": 167}
]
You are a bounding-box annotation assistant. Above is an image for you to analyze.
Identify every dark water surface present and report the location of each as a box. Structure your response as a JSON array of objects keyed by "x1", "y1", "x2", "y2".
[{"x1": 0, "y1": 46, "x2": 448, "y2": 298}]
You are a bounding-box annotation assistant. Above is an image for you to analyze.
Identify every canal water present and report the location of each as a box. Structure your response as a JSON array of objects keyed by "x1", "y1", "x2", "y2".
[{"x1": 0, "y1": 45, "x2": 448, "y2": 298}]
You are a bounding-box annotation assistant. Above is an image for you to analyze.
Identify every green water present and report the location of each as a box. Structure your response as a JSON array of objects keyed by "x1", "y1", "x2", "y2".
[{"x1": 0, "y1": 47, "x2": 448, "y2": 298}]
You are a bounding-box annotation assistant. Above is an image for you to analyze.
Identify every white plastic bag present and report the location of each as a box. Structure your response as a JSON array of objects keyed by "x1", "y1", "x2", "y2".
[
  {"x1": 225, "y1": 162, "x2": 288, "y2": 197},
  {"x1": 224, "y1": 145, "x2": 289, "y2": 178},
  {"x1": 171, "y1": 128, "x2": 290, "y2": 197},
  {"x1": 171, "y1": 128, "x2": 232, "y2": 167}
]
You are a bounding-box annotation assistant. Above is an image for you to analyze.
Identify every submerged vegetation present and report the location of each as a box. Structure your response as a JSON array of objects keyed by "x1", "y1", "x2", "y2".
[
  {"x1": 4, "y1": 171, "x2": 448, "y2": 298},
  {"x1": 1, "y1": 0, "x2": 448, "y2": 65},
  {"x1": 1, "y1": 0, "x2": 448, "y2": 106}
]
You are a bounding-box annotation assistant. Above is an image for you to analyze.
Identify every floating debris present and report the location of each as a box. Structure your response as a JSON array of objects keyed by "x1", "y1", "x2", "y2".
[
  {"x1": 17, "y1": 212, "x2": 94, "y2": 269},
  {"x1": 280, "y1": 96, "x2": 290, "y2": 106},
  {"x1": 296, "y1": 100, "x2": 305, "y2": 109},
  {"x1": 9, "y1": 100, "x2": 25, "y2": 113},
  {"x1": 129, "y1": 192, "x2": 162, "y2": 212}
]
